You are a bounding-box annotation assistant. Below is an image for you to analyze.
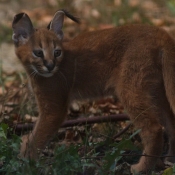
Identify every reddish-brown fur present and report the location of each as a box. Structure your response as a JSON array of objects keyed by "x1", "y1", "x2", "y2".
[{"x1": 12, "y1": 11, "x2": 175, "y2": 174}]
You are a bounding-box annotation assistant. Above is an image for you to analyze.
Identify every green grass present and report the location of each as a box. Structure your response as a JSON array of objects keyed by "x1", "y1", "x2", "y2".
[{"x1": 0, "y1": 24, "x2": 12, "y2": 44}]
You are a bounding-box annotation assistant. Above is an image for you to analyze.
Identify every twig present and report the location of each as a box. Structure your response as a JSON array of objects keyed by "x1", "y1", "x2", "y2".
[
  {"x1": 82, "y1": 154, "x2": 175, "y2": 159},
  {"x1": 113, "y1": 123, "x2": 132, "y2": 139},
  {"x1": 121, "y1": 153, "x2": 175, "y2": 159}
]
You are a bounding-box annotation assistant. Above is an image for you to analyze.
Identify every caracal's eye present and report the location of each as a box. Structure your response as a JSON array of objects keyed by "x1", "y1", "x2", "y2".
[
  {"x1": 33, "y1": 50, "x2": 44, "y2": 58},
  {"x1": 54, "y1": 49, "x2": 62, "y2": 57}
]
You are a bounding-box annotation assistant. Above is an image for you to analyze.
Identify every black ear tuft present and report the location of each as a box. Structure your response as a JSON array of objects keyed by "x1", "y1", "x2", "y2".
[
  {"x1": 12, "y1": 13, "x2": 26, "y2": 27},
  {"x1": 61, "y1": 9, "x2": 80, "y2": 24}
]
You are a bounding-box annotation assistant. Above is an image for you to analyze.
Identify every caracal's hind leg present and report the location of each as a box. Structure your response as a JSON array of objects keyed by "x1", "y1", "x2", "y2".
[
  {"x1": 117, "y1": 87, "x2": 163, "y2": 174},
  {"x1": 150, "y1": 87, "x2": 175, "y2": 164},
  {"x1": 163, "y1": 109, "x2": 175, "y2": 163},
  {"x1": 128, "y1": 103, "x2": 163, "y2": 173},
  {"x1": 165, "y1": 113, "x2": 175, "y2": 163}
]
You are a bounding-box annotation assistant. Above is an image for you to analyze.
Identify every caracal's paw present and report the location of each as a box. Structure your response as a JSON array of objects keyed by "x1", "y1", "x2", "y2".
[
  {"x1": 131, "y1": 157, "x2": 154, "y2": 175},
  {"x1": 165, "y1": 157, "x2": 175, "y2": 165},
  {"x1": 131, "y1": 163, "x2": 151, "y2": 175},
  {"x1": 19, "y1": 135, "x2": 38, "y2": 159},
  {"x1": 131, "y1": 158, "x2": 164, "y2": 175}
]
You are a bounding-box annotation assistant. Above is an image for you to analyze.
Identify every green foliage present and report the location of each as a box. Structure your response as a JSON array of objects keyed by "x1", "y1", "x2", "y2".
[
  {"x1": 0, "y1": 123, "x2": 22, "y2": 175},
  {"x1": 162, "y1": 164, "x2": 175, "y2": 175},
  {"x1": 167, "y1": 0, "x2": 175, "y2": 16},
  {"x1": 0, "y1": 122, "x2": 141, "y2": 175},
  {"x1": 99, "y1": 130, "x2": 139, "y2": 175},
  {"x1": 51, "y1": 145, "x2": 82, "y2": 175}
]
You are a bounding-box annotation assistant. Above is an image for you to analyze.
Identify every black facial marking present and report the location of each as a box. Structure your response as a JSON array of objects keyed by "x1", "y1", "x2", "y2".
[{"x1": 33, "y1": 50, "x2": 44, "y2": 58}]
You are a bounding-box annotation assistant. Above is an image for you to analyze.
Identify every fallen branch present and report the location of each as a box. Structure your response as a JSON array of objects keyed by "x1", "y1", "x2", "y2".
[
  {"x1": 62, "y1": 114, "x2": 129, "y2": 127},
  {"x1": 13, "y1": 114, "x2": 129, "y2": 133}
]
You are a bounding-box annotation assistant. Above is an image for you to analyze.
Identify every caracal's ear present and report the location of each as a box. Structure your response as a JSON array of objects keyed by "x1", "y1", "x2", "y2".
[
  {"x1": 12, "y1": 13, "x2": 34, "y2": 46},
  {"x1": 48, "y1": 11, "x2": 64, "y2": 40}
]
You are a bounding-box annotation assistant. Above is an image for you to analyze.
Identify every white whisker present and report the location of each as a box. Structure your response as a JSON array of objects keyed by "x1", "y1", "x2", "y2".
[{"x1": 59, "y1": 70, "x2": 69, "y2": 91}]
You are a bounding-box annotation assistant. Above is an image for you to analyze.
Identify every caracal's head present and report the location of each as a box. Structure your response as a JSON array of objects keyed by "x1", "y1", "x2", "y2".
[{"x1": 12, "y1": 11, "x2": 65, "y2": 78}]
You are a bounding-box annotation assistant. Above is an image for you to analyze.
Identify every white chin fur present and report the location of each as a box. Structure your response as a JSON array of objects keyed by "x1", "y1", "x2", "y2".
[{"x1": 39, "y1": 73, "x2": 54, "y2": 77}]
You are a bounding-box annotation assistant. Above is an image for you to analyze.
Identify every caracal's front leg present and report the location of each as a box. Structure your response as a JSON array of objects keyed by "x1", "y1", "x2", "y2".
[
  {"x1": 20, "y1": 93, "x2": 68, "y2": 159},
  {"x1": 20, "y1": 106, "x2": 68, "y2": 159}
]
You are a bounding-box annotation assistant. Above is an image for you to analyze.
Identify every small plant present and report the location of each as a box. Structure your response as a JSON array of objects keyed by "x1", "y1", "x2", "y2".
[{"x1": 0, "y1": 123, "x2": 22, "y2": 174}]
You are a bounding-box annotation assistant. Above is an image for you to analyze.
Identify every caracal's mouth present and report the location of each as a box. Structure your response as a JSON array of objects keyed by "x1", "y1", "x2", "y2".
[{"x1": 30, "y1": 65, "x2": 56, "y2": 78}]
